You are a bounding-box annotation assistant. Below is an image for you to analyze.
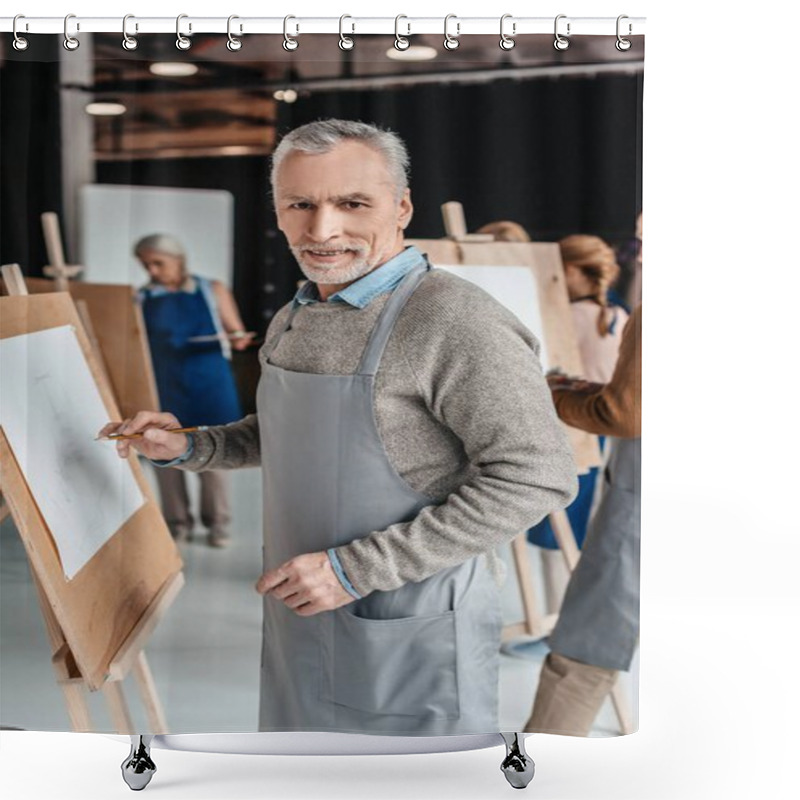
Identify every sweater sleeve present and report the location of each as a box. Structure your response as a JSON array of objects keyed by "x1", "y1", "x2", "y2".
[
  {"x1": 333, "y1": 285, "x2": 579, "y2": 596},
  {"x1": 553, "y1": 304, "x2": 642, "y2": 438},
  {"x1": 174, "y1": 414, "x2": 262, "y2": 471}
]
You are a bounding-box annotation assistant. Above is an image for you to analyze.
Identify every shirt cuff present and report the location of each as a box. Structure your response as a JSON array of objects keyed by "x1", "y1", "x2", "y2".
[
  {"x1": 326, "y1": 548, "x2": 362, "y2": 599},
  {"x1": 150, "y1": 433, "x2": 195, "y2": 468}
]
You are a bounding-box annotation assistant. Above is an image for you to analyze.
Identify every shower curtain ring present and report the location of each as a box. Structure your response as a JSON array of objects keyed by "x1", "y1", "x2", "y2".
[
  {"x1": 616, "y1": 15, "x2": 632, "y2": 51},
  {"x1": 499, "y1": 14, "x2": 515, "y2": 51},
  {"x1": 554, "y1": 14, "x2": 570, "y2": 50},
  {"x1": 176, "y1": 14, "x2": 192, "y2": 50},
  {"x1": 122, "y1": 15, "x2": 138, "y2": 51},
  {"x1": 63, "y1": 13, "x2": 80, "y2": 51},
  {"x1": 12, "y1": 15, "x2": 29, "y2": 51},
  {"x1": 443, "y1": 14, "x2": 460, "y2": 51},
  {"x1": 339, "y1": 15, "x2": 355, "y2": 51},
  {"x1": 283, "y1": 15, "x2": 299, "y2": 51},
  {"x1": 227, "y1": 15, "x2": 243, "y2": 51},
  {"x1": 394, "y1": 15, "x2": 410, "y2": 51}
]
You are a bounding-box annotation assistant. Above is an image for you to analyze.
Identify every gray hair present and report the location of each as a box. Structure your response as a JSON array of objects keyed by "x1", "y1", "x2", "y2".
[
  {"x1": 133, "y1": 233, "x2": 186, "y2": 260},
  {"x1": 270, "y1": 119, "x2": 410, "y2": 201}
]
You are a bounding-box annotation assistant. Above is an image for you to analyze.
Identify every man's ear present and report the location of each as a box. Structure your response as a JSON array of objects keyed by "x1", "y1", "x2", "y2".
[{"x1": 398, "y1": 188, "x2": 414, "y2": 230}]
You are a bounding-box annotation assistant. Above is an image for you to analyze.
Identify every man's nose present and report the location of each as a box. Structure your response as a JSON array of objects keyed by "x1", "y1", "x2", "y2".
[{"x1": 306, "y1": 206, "x2": 342, "y2": 242}]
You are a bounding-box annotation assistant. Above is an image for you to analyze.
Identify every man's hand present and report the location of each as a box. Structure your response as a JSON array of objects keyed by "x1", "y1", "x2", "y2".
[
  {"x1": 255, "y1": 551, "x2": 355, "y2": 616},
  {"x1": 97, "y1": 411, "x2": 189, "y2": 461}
]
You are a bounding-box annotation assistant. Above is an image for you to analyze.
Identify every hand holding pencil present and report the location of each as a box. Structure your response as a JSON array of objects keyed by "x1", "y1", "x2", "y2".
[{"x1": 97, "y1": 411, "x2": 193, "y2": 461}]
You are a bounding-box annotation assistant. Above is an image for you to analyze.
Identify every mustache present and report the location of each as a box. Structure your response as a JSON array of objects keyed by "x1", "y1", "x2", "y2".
[{"x1": 295, "y1": 242, "x2": 368, "y2": 255}]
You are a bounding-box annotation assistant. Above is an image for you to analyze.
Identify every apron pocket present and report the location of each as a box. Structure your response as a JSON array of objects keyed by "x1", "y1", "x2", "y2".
[{"x1": 324, "y1": 608, "x2": 460, "y2": 719}]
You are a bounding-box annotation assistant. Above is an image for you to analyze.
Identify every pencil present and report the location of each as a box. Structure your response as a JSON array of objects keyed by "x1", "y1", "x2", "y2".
[{"x1": 96, "y1": 425, "x2": 209, "y2": 441}]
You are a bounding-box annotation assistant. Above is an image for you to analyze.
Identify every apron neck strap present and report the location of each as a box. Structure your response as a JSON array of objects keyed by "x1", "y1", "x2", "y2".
[
  {"x1": 358, "y1": 260, "x2": 430, "y2": 376},
  {"x1": 262, "y1": 301, "x2": 303, "y2": 361}
]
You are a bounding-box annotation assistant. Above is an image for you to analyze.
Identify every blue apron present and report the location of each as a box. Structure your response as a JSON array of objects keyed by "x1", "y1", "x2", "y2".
[{"x1": 139, "y1": 275, "x2": 241, "y2": 427}]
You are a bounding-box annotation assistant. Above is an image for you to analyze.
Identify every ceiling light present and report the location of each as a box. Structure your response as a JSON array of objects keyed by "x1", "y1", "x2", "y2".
[
  {"x1": 385, "y1": 45, "x2": 438, "y2": 61},
  {"x1": 85, "y1": 102, "x2": 127, "y2": 116},
  {"x1": 149, "y1": 62, "x2": 199, "y2": 77},
  {"x1": 273, "y1": 89, "x2": 298, "y2": 103}
]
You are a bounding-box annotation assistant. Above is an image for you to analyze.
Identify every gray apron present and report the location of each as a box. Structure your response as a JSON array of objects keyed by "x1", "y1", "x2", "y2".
[
  {"x1": 256, "y1": 262, "x2": 502, "y2": 735},
  {"x1": 548, "y1": 436, "x2": 641, "y2": 671}
]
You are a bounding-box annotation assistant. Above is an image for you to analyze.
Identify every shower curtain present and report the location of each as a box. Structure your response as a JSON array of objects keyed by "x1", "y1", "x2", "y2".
[{"x1": 0, "y1": 22, "x2": 643, "y2": 743}]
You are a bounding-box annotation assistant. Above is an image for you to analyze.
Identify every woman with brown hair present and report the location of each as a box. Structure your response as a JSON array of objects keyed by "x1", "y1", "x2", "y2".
[{"x1": 527, "y1": 234, "x2": 629, "y2": 612}]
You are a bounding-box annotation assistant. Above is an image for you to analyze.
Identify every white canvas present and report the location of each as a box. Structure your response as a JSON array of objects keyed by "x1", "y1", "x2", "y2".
[{"x1": 0, "y1": 325, "x2": 144, "y2": 580}]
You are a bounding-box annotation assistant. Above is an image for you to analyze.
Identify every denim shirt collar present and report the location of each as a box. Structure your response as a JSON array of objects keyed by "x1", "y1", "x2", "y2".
[{"x1": 293, "y1": 246, "x2": 425, "y2": 309}]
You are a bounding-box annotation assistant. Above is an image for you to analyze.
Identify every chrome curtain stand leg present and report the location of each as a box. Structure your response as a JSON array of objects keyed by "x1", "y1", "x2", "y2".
[
  {"x1": 121, "y1": 735, "x2": 156, "y2": 791},
  {"x1": 500, "y1": 732, "x2": 535, "y2": 789}
]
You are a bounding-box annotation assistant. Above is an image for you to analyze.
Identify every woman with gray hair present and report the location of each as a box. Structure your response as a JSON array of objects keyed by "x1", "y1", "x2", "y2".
[{"x1": 134, "y1": 233, "x2": 251, "y2": 547}]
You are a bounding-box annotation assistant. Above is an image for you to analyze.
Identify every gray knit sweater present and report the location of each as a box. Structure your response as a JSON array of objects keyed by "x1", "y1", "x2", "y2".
[{"x1": 178, "y1": 265, "x2": 577, "y2": 596}]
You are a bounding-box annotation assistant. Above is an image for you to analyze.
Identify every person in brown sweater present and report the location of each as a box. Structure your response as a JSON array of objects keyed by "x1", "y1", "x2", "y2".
[
  {"x1": 524, "y1": 304, "x2": 642, "y2": 736},
  {"x1": 552, "y1": 304, "x2": 641, "y2": 437}
]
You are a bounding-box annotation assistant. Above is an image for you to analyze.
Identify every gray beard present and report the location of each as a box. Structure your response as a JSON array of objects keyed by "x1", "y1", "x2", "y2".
[{"x1": 291, "y1": 246, "x2": 374, "y2": 285}]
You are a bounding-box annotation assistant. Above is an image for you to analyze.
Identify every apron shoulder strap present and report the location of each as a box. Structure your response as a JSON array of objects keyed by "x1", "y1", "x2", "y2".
[
  {"x1": 358, "y1": 261, "x2": 430, "y2": 376},
  {"x1": 262, "y1": 302, "x2": 303, "y2": 361}
]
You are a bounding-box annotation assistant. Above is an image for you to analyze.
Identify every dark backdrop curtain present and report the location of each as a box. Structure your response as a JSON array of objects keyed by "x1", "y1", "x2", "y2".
[{"x1": 0, "y1": 38, "x2": 63, "y2": 274}]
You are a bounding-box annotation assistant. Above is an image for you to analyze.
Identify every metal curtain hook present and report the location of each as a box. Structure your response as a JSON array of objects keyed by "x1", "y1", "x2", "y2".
[
  {"x1": 63, "y1": 13, "x2": 80, "y2": 51},
  {"x1": 443, "y1": 14, "x2": 460, "y2": 51},
  {"x1": 554, "y1": 14, "x2": 570, "y2": 50},
  {"x1": 283, "y1": 15, "x2": 299, "y2": 51},
  {"x1": 122, "y1": 14, "x2": 138, "y2": 51},
  {"x1": 176, "y1": 14, "x2": 192, "y2": 50},
  {"x1": 227, "y1": 15, "x2": 242, "y2": 51},
  {"x1": 499, "y1": 14, "x2": 515, "y2": 51},
  {"x1": 12, "y1": 14, "x2": 29, "y2": 51},
  {"x1": 394, "y1": 15, "x2": 410, "y2": 51},
  {"x1": 339, "y1": 15, "x2": 354, "y2": 51},
  {"x1": 616, "y1": 14, "x2": 632, "y2": 51}
]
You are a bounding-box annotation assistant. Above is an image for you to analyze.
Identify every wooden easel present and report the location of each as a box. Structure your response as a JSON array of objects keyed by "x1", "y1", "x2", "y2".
[
  {"x1": 41, "y1": 211, "x2": 83, "y2": 290},
  {"x1": 410, "y1": 205, "x2": 633, "y2": 733},
  {"x1": 0, "y1": 263, "x2": 183, "y2": 734}
]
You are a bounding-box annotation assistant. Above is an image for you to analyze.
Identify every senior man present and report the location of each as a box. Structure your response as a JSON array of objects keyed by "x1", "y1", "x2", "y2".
[{"x1": 104, "y1": 119, "x2": 577, "y2": 736}]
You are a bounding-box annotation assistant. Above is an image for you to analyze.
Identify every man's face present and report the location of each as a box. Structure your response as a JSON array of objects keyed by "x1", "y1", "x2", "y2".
[{"x1": 274, "y1": 140, "x2": 413, "y2": 287}]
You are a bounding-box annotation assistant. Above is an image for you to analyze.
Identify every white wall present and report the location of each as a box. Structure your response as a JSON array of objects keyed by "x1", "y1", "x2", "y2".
[{"x1": 79, "y1": 185, "x2": 234, "y2": 288}]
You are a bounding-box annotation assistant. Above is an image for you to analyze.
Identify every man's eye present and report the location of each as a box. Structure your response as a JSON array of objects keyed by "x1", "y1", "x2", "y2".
[
  {"x1": 290, "y1": 202, "x2": 312, "y2": 210},
  {"x1": 343, "y1": 201, "x2": 364, "y2": 209}
]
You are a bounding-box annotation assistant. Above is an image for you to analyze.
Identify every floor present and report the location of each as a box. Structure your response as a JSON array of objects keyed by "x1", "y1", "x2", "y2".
[{"x1": 0, "y1": 461, "x2": 636, "y2": 736}]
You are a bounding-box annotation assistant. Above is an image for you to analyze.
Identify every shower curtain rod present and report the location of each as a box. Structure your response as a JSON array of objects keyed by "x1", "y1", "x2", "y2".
[{"x1": 1, "y1": 16, "x2": 645, "y2": 37}]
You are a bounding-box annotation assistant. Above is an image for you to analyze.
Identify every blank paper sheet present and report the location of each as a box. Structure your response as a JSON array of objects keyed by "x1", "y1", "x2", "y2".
[{"x1": 0, "y1": 325, "x2": 144, "y2": 580}]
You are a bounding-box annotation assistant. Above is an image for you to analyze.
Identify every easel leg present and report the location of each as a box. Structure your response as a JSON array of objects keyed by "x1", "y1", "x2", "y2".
[
  {"x1": 132, "y1": 652, "x2": 169, "y2": 733},
  {"x1": 548, "y1": 509, "x2": 581, "y2": 571},
  {"x1": 610, "y1": 680, "x2": 635, "y2": 735},
  {"x1": 102, "y1": 680, "x2": 136, "y2": 734},
  {"x1": 29, "y1": 573, "x2": 95, "y2": 731},
  {"x1": 121, "y1": 735, "x2": 157, "y2": 791},
  {"x1": 59, "y1": 682, "x2": 94, "y2": 732}
]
